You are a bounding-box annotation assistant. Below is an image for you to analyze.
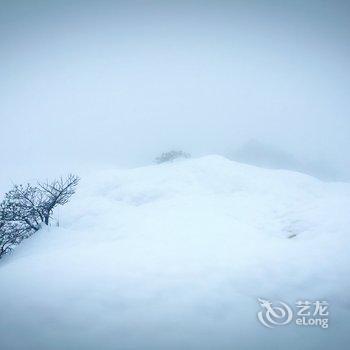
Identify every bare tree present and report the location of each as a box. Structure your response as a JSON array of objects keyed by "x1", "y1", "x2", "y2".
[
  {"x1": 0, "y1": 205, "x2": 30, "y2": 258},
  {"x1": 2, "y1": 184, "x2": 45, "y2": 232},
  {"x1": 0, "y1": 222, "x2": 26, "y2": 258},
  {"x1": 0, "y1": 174, "x2": 80, "y2": 259},
  {"x1": 38, "y1": 174, "x2": 80, "y2": 225}
]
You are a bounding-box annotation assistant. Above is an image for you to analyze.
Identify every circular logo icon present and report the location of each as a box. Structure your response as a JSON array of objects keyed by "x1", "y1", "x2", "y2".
[{"x1": 257, "y1": 298, "x2": 293, "y2": 328}]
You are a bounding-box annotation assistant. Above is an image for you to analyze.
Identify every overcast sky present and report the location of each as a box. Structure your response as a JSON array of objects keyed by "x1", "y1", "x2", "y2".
[{"x1": 1, "y1": 0, "x2": 350, "y2": 189}]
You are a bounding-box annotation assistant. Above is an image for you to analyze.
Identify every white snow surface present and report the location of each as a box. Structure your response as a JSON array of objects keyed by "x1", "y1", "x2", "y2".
[{"x1": 1, "y1": 155, "x2": 349, "y2": 349}]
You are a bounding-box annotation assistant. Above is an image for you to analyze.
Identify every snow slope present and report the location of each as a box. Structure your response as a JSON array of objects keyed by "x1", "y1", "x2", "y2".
[{"x1": 1, "y1": 155, "x2": 349, "y2": 349}]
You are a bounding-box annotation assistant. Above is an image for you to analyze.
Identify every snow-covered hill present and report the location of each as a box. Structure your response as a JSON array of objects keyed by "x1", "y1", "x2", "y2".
[{"x1": 1, "y1": 156, "x2": 349, "y2": 349}]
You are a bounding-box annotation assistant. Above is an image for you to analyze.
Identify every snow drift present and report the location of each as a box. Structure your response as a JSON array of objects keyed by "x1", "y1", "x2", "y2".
[{"x1": 0, "y1": 156, "x2": 349, "y2": 349}]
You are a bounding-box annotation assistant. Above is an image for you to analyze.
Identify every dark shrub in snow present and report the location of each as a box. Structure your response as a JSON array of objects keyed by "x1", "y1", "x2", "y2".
[{"x1": 155, "y1": 150, "x2": 191, "y2": 164}]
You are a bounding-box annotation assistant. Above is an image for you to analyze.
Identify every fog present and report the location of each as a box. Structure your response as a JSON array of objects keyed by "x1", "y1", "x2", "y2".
[
  {"x1": 1, "y1": 0, "x2": 350, "y2": 189},
  {"x1": 1, "y1": 2, "x2": 350, "y2": 349}
]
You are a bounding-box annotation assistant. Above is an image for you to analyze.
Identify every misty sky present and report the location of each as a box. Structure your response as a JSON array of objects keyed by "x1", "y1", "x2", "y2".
[{"x1": 1, "y1": 0, "x2": 350, "y2": 189}]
